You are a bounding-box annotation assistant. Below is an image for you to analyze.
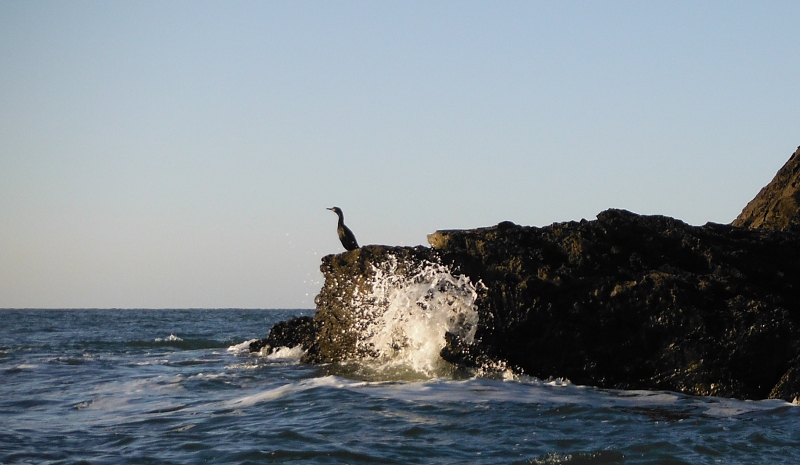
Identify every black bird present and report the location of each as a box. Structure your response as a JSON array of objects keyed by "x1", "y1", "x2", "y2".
[{"x1": 327, "y1": 207, "x2": 359, "y2": 251}]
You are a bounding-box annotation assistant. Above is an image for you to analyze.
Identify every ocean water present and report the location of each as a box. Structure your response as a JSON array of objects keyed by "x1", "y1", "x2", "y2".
[{"x1": 1, "y1": 308, "x2": 799, "y2": 465}]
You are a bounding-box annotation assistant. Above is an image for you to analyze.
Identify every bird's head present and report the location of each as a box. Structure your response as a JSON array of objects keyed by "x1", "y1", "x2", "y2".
[{"x1": 327, "y1": 207, "x2": 342, "y2": 215}]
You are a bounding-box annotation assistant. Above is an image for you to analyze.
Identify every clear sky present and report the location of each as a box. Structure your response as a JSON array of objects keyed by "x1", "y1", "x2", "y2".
[{"x1": 2, "y1": 1, "x2": 799, "y2": 309}]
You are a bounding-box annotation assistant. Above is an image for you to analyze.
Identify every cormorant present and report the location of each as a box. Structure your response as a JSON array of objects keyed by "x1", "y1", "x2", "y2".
[{"x1": 327, "y1": 207, "x2": 359, "y2": 251}]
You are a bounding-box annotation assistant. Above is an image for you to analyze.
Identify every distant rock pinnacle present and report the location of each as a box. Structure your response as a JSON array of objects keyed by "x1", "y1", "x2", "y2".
[{"x1": 733, "y1": 146, "x2": 800, "y2": 231}]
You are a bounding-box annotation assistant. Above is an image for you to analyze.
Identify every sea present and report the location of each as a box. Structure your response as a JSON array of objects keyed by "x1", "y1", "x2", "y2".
[{"x1": 2, "y1": 308, "x2": 799, "y2": 465}]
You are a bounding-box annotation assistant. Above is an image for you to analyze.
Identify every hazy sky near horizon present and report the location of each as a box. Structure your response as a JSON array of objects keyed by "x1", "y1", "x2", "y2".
[{"x1": 2, "y1": 1, "x2": 799, "y2": 308}]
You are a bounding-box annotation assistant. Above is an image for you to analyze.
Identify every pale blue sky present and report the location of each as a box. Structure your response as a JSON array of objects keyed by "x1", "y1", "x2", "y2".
[{"x1": 2, "y1": 1, "x2": 798, "y2": 308}]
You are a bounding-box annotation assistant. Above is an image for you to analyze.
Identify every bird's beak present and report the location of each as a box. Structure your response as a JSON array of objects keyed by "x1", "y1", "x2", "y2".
[{"x1": 326, "y1": 207, "x2": 333, "y2": 211}]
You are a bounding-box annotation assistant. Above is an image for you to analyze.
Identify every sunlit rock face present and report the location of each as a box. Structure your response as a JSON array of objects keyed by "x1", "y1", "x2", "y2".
[
  {"x1": 265, "y1": 148, "x2": 800, "y2": 401},
  {"x1": 734, "y1": 146, "x2": 800, "y2": 231}
]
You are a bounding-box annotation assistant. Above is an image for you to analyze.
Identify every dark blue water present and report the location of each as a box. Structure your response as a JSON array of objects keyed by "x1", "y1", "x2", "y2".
[{"x1": 1, "y1": 309, "x2": 798, "y2": 464}]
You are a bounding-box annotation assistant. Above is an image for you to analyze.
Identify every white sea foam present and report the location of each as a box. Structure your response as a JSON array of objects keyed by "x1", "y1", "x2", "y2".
[
  {"x1": 189, "y1": 372, "x2": 228, "y2": 380},
  {"x1": 266, "y1": 345, "x2": 305, "y2": 362},
  {"x1": 349, "y1": 255, "x2": 481, "y2": 376},
  {"x1": 224, "y1": 361, "x2": 261, "y2": 370},
  {"x1": 224, "y1": 375, "x2": 362, "y2": 408},
  {"x1": 348, "y1": 377, "x2": 794, "y2": 420},
  {"x1": 227, "y1": 339, "x2": 258, "y2": 356},
  {"x1": 155, "y1": 334, "x2": 183, "y2": 342},
  {"x1": 12, "y1": 363, "x2": 38, "y2": 370}
]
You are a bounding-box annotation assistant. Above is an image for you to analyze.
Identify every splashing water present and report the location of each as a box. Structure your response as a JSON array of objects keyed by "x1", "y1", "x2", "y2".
[{"x1": 351, "y1": 255, "x2": 481, "y2": 376}]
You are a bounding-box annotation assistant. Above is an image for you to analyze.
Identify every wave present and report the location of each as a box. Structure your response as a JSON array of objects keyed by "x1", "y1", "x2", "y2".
[
  {"x1": 126, "y1": 336, "x2": 238, "y2": 351},
  {"x1": 265, "y1": 345, "x2": 305, "y2": 362},
  {"x1": 218, "y1": 373, "x2": 795, "y2": 421},
  {"x1": 345, "y1": 255, "x2": 482, "y2": 377},
  {"x1": 227, "y1": 339, "x2": 258, "y2": 356},
  {"x1": 154, "y1": 334, "x2": 184, "y2": 342},
  {"x1": 223, "y1": 375, "x2": 362, "y2": 408}
]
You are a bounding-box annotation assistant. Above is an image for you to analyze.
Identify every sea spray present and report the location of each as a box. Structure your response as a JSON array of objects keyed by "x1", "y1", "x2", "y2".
[{"x1": 348, "y1": 254, "x2": 481, "y2": 376}]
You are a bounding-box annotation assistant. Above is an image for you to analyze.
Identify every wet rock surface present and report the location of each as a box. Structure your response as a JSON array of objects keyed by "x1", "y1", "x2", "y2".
[
  {"x1": 302, "y1": 245, "x2": 440, "y2": 364},
  {"x1": 249, "y1": 315, "x2": 317, "y2": 354},
  {"x1": 263, "y1": 148, "x2": 800, "y2": 400}
]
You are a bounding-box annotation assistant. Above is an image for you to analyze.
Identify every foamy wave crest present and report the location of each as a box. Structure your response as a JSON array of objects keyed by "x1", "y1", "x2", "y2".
[
  {"x1": 155, "y1": 334, "x2": 183, "y2": 342},
  {"x1": 351, "y1": 255, "x2": 480, "y2": 376},
  {"x1": 266, "y1": 345, "x2": 305, "y2": 362},
  {"x1": 227, "y1": 339, "x2": 258, "y2": 356}
]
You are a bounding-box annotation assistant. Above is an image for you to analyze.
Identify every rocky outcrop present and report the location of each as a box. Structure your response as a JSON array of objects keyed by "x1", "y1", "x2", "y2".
[
  {"x1": 261, "y1": 147, "x2": 800, "y2": 401},
  {"x1": 429, "y1": 210, "x2": 800, "y2": 400},
  {"x1": 733, "y1": 146, "x2": 800, "y2": 230},
  {"x1": 249, "y1": 316, "x2": 317, "y2": 354}
]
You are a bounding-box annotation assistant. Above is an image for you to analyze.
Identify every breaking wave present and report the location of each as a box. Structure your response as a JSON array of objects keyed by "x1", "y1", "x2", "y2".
[
  {"x1": 348, "y1": 255, "x2": 481, "y2": 376},
  {"x1": 155, "y1": 334, "x2": 184, "y2": 342}
]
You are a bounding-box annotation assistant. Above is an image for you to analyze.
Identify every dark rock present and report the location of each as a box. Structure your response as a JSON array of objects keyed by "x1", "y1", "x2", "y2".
[
  {"x1": 769, "y1": 355, "x2": 800, "y2": 400},
  {"x1": 262, "y1": 148, "x2": 800, "y2": 401},
  {"x1": 428, "y1": 209, "x2": 800, "y2": 400},
  {"x1": 249, "y1": 316, "x2": 317, "y2": 354},
  {"x1": 439, "y1": 332, "x2": 503, "y2": 373},
  {"x1": 733, "y1": 146, "x2": 800, "y2": 230}
]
